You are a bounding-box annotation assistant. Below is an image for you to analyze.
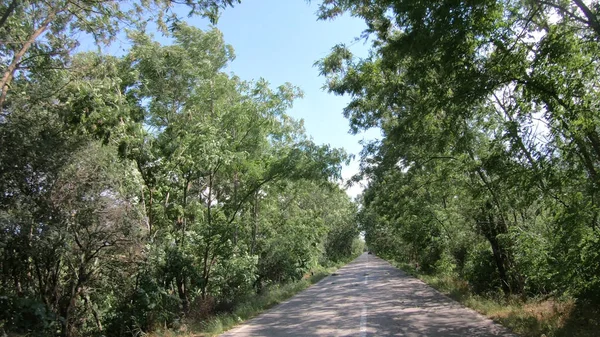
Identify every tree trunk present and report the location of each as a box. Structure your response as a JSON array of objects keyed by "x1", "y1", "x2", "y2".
[
  {"x1": 0, "y1": 0, "x2": 18, "y2": 31},
  {"x1": 233, "y1": 170, "x2": 239, "y2": 245},
  {"x1": 250, "y1": 191, "x2": 259, "y2": 255},
  {"x1": 479, "y1": 212, "x2": 512, "y2": 296},
  {"x1": 83, "y1": 293, "x2": 102, "y2": 332},
  {"x1": 201, "y1": 173, "x2": 213, "y2": 299},
  {"x1": 176, "y1": 275, "x2": 189, "y2": 313},
  {"x1": 0, "y1": 10, "x2": 57, "y2": 108},
  {"x1": 486, "y1": 231, "x2": 511, "y2": 295},
  {"x1": 61, "y1": 272, "x2": 84, "y2": 337},
  {"x1": 572, "y1": 0, "x2": 600, "y2": 38}
]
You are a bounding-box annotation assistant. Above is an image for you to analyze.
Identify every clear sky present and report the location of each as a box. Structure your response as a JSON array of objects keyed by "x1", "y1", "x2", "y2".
[{"x1": 97, "y1": 0, "x2": 380, "y2": 198}]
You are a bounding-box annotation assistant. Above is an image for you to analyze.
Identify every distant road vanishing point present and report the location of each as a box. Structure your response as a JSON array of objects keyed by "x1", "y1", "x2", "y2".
[{"x1": 219, "y1": 253, "x2": 517, "y2": 337}]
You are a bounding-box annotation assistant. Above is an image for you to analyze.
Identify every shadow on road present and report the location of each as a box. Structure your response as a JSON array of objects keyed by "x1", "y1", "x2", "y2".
[{"x1": 220, "y1": 253, "x2": 516, "y2": 336}]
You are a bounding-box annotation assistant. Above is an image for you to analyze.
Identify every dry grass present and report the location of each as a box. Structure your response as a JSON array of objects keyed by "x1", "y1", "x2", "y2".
[
  {"x1": 471, "y1": 298, "x2": 575, "y2": 337},
  {"x1": 392, "y1": 261, "x2": 597, "y2": 337}
]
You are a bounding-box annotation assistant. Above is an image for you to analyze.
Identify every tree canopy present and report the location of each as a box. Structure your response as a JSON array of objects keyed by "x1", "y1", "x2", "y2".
[{"x1": 318, "y1": 0, "x2": 600, "y2": 302}]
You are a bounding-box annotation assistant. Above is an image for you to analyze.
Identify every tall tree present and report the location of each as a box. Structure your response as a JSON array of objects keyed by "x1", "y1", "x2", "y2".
[{"x1": 317, "y1": 0, "x2": 600, "y2": 298}]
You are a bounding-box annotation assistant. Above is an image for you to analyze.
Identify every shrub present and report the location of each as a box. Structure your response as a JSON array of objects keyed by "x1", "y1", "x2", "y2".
[
  {"x1": 463, "y1": 244, "x2": 502, "y2": 295},
  {"x1": 0, "y1": 296, "x2": 58, "y2": 336}
]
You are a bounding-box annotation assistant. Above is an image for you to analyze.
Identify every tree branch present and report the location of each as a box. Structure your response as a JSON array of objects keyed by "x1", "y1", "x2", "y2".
[
  {"x1": 0, "y1": 9, "x2": 57, "y2": 108},
  {"x1": 0, "y1": 0, "x2": 18, "y2": 31}
]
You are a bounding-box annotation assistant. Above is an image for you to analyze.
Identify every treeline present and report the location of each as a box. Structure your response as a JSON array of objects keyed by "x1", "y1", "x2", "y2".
[
  {"x1": 319, "y1": 0, "x2": 600, "y2": 305},
  {"x1": 0, "y1": 1, "x2": 362, "y2": 336}
]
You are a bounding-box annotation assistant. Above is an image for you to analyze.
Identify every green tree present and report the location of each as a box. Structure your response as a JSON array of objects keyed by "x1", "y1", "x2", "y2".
[
  {"x1": 317, "y1": 0, "x2": 600, "y2": 299},
  {"x1": 0, "y1": 8, "x2": 362, "y2": 335},
  {"x1": 0, "y1": 0, "x2": 240, "y2": 108}
]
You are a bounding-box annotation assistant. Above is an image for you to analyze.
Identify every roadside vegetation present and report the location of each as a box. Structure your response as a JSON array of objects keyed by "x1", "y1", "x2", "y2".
[
  {"x1": 149, "y1": 257, "x2": 359, "y2": 337},
  {"x1": 317, "y1": 0, "x2": 600, "y2": 336},
  {"x1": 394, "y1": 261, "x2": 598, "y2": 337},
  {"x1": 0, "y1": 2, "x2": 363, "y2": 336},
  {"x1": 191, "y1": 269, "x2": 330, "y2": 337}
]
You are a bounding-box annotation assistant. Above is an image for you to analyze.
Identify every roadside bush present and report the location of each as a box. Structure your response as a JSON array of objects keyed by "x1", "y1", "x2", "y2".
[
  {"x1": 417, "y1": 237, "x2": 445, "y2": 273},
  {"x1": 434, "y1": 251, "x2": 457, "y2": 274},
  {"x1": 508, "y1": 227, "x2": 554, "y2": 296},
  {"x1": 324, "y1": 222, "x2": 360, "y2": 263},
  {"x1": 463, "y1": 244, "x2": 502, "y2": 295},
  {"x1": 210, "y1": 253, "x2": 258, "y2": 307},
  {"x1": 0, "y1": 296, "x2": 57, "y2": 336},
  {"x1": 104, "y1": 271, "x2": 180, "y2": 337},
  {"x1": 351, "y1": 238, "x2": 365, "y2": 257},
  {"x1": 576, "y1": 234, "x2": 600, "y2": 305},
  {"x1": 258, "y1": 248, "x2": 303, "y2": 284},
  {"x1": 257, "y1": 237, "x2": 316, "y2": 285}
]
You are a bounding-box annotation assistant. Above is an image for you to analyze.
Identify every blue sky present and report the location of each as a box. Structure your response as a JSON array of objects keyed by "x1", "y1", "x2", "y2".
[
  {"x1": 212, "y1": 0, "x2": 379, "y2": 197},
  {"x1": 93, "y1": 0, "x2": 379, "y2": 197}
]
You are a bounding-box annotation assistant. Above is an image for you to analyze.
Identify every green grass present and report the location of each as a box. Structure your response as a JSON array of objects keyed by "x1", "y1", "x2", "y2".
[{"x1": 391, "y1": 261, "x2": 599, "y2": 337}]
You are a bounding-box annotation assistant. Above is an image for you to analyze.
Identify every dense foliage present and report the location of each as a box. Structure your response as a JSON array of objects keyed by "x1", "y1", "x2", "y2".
[
  {"x1": 0, "y1": 2, "x2": 361, "y2": 336},
  {"x1": 318, "y1": 0, "x2": 600, "y2": 304}
]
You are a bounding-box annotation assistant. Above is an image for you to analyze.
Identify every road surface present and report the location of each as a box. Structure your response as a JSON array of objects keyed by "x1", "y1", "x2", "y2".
[{"x1": 220, "y1": 253, "x2": 516, "y2": 336}]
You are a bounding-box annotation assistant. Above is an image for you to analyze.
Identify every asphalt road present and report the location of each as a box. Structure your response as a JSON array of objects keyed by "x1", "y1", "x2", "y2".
[{"x1": 219, "y1": 253, "x2": 517, "y2": 336}]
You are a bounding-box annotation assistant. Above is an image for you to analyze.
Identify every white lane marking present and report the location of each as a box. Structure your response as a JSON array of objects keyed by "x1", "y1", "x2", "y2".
[
  {"x1": 359, "y1": 304, "x2": 367, "y2": 337},
  {"x1": 360, "y1": 256, "x2": 368, "y2": 337}
]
